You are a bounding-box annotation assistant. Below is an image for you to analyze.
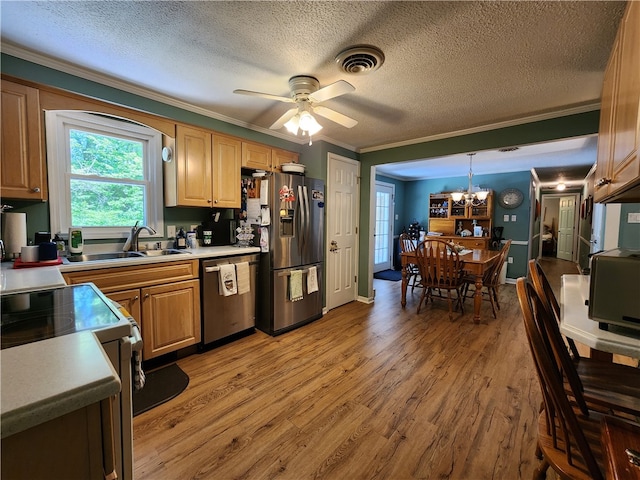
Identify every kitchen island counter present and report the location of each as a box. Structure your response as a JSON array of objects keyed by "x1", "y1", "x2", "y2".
[{"x1": 1, "y1": 330, "x2": 121, "y2": 438}]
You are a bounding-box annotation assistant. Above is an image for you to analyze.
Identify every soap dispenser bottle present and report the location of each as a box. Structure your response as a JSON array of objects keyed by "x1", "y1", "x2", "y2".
[{"x1": 175, "y1": 227, "x2": 187, "y2": 249}]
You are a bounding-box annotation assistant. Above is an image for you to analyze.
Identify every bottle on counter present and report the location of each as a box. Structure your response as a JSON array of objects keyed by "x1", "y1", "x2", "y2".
[
  {"x1": 68, "y1": 227, "x2": 83, "y2": 254},
  {"x1": 175, "y1": 228, "x2": 187, "y2": 249},
  {"x1": 53, "y1": 234, "x2": 66, "y2": 257}
]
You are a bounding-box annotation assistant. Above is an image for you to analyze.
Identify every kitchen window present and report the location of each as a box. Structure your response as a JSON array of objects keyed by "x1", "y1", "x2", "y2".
[{"x1": 46, "y1": 111, "x2": 163, "y2": 240}]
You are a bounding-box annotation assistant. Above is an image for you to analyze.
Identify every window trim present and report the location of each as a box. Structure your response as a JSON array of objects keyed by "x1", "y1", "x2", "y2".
[{"x1": 46, "y1": 110, "x2": 164, "y2": 240}]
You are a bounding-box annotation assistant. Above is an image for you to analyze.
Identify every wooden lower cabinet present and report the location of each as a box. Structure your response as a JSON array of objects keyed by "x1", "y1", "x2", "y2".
[
  {"x1": 141, "y1": 280, "x2": 201, "y2": 359},
  {"x1": 2, "y1": 398, "x2": 115, "y2": 480},
  {"x1": 63, "y1": 260, "x2": 201, "y2": 360}
]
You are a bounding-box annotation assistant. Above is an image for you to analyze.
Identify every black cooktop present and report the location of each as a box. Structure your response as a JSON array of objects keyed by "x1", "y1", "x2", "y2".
[{"x1": 1, "y1": 284, "x2": 123, "y2": 349}]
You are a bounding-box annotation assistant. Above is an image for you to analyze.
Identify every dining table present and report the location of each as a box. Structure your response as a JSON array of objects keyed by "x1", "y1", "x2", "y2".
[
  {"x1": 560, "y1": 274, "x2": 640, "y2": 362},
  {"x1": 400, "y1": 248, "x2": 502, "y2": 324}
]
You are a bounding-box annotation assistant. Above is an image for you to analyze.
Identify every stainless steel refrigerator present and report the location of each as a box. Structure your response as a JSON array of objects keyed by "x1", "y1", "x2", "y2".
[{"x1": 256, "y1": 173, "x2": 324, "y2": 335}]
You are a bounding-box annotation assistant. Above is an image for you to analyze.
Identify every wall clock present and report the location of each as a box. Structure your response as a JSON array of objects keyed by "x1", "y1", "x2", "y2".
[{"x1": 498, "y1": 188, "x2": 524, "y2": 209}]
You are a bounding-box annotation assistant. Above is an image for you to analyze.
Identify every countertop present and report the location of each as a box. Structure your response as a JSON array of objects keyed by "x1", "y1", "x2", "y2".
[
  {"x1": 560, "y1": 274, "x2": 640, "y2": 359},
  {"x1": 1, "y1": 331, "x2": 121, "y2": 438}
]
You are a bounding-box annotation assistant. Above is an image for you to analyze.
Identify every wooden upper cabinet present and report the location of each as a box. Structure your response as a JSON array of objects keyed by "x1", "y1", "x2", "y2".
[
  {"x1": 1, "y1": 80, "x2": 47, "y2": 200},
  {"x1": 242, "y1": 141, "x2": 272, "y2": 170},
  {"x1": 272, "y1": 148, "x2": 299, "y2": 171},
  {"x1": 175, "y1": 124, "x2": 212, "y2": 207},
  {"x1": 595, "y1": 1, "x2": 640, "y2": 202},
  {"x1": 212, "y1": 133, "x2": 241, "y2": 208}
]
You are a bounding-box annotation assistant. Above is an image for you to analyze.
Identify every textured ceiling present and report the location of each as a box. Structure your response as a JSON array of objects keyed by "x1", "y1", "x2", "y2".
[{"x1": 0, "y1": 1, "x2": 626, "y2": 182}]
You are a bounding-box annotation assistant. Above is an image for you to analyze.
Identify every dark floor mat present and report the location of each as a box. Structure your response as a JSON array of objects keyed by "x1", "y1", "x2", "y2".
[
  {"x1": 373, "y1": 269, "x2": 402, "y2": 281},
  {"x1": 133, "y1": 363, "x2": 189, "y2": 417}
]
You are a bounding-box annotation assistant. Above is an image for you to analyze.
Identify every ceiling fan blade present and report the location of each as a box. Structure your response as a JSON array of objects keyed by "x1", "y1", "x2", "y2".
[
  {"x1": 233, "y1": 89, "x2": 294, "y2": 103},
  {"x1": 313, "y1": 105, "x2": 358, "y2": 128},
  {"x1": 270, "y1": 108, "x2": 298, "y2": 130},
  {"x1": 308, "y1": 80, "x2": 355, "y2": 103}
]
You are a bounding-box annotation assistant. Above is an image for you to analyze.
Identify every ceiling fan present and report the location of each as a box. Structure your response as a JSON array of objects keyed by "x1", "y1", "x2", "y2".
[{"x1": 233, "y1": 75, "x2": 358, "y2": 141}]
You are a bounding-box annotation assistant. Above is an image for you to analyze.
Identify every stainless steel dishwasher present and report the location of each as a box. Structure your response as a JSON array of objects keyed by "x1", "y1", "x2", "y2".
[{"x1": 200, "y1": 254, "x2": 259, "y2": 345}]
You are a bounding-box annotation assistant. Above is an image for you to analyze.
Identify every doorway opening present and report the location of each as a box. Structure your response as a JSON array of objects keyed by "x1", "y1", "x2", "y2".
[
  {"x1": 373, "y1": 181, "x2": 395, "y2": 273},
  {"x1": 539, "y1": 193, "x2": 580, "y2": 261}
]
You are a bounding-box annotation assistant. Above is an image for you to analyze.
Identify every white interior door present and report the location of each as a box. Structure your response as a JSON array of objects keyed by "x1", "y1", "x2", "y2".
[
  {"x1": 374, "y1": 181, "x2": 394, "y2": 273},
  {"x1": 326, "y1": 154, "x2": 360, "y2": 311},
  {"x1": 557, "y1": 195, "x2": 577, "y2": 261}
]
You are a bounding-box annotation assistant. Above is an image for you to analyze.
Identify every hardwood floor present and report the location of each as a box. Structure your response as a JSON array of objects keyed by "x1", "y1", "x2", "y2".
[{"x1": 133, "y1": 272, "x2": 553, "y2": 480}]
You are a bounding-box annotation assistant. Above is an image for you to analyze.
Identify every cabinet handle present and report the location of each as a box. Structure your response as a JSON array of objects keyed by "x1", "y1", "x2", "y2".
[
  {"x1": 32, "y1": 187, "x2": 40, "y2": 193},
  {"x1": 207, "y1": 199, "x2": 212, "y2": 203},
  {"x1": 214, "y1": 199, "x2": 218, "y2": 204},
  {"x1": 133, "y1": 295, "x2": 139, "y2": 301},
  {"x1": 595, "y1": 177, "x2": 611, "y2": 188},
  {"x1": 143, "y1": 293, "x2": 150, "y2": 299}
]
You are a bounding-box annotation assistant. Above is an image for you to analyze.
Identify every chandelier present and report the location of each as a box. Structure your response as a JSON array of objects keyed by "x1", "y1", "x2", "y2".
[
  {"x1": 284, "y1": 105, "x2": 322, "y2": 146},
  {"x1": 450, "y1": 153, "x2": 489, "y2": 206}
]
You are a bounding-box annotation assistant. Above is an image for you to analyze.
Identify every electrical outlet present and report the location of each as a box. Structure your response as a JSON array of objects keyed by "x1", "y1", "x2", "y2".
[
  {"x1": 628, "y1": 212, "x2": 640, "y2": 223},
  {"x1": 167, "y1": 225, "x2": 176, "y2": 238},
  {"x1": 508, "y1": 257, "x2": 514, "y2": 264}
]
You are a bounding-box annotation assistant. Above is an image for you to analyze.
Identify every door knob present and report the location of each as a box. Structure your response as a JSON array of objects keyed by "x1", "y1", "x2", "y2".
[{"x1": 330, "y1": 240, "x2": 339, "y2": 252}]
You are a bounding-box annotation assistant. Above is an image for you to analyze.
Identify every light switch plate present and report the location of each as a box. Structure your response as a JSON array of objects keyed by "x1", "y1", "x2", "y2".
[
  {"x1": 503, "y1": 214, "x2": 509, "y2": 222},
  {"x1": 628, "y1": 212, "x2": 640, "y2": 223},
  {"x1": 167, "y1": 225, "x2": 176, "y2": 238},
  {"x1": 508, "y1": 257, "x2": 514, "y2": 264},
  {"x1": 511, "y1": 215, "x2": 517, "y2": 222}
]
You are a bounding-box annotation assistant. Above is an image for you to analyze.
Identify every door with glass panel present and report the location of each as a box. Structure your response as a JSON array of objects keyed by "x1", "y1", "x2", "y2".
[{"x1": 374, "y1": 181, "x2": 395, "y2": 273}]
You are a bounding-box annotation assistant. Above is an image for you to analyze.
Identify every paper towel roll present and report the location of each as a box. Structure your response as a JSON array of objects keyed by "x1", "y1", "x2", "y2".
[{"x1": 2, "y1": 212, "x2": 27, "y2": 258}]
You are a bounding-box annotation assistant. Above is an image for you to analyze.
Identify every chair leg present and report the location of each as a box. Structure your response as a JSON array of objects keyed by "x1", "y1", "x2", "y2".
[
  {"x1": 446, "y1": 289, "x2": 454, "y2": 321},
  {"x1": 533, "y1": 458, "x2": 549, "y2": 480},
  {"x1": 488, "y1": 287, "x2": 498, "y2": 319},
  {"x1": 492, "y1": 285, "x2": 501, "y2": 311},
  {"x1": 416, "y1": 286, "x2": 427, "y2": 314}
]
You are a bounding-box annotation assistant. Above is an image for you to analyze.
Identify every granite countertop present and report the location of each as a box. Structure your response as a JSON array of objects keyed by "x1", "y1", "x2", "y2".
[{"x1": 1, "y1": 331, "x2": 121, "y2": 438}]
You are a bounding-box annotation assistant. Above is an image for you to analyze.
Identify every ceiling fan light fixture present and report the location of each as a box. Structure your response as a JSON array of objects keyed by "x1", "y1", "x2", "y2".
[
  {"x1": 298, "y1": 111, "x2": 322, "y2": 135},
  {"x1": 284, "y1": 115, "x2": 299, "y2": 135}
]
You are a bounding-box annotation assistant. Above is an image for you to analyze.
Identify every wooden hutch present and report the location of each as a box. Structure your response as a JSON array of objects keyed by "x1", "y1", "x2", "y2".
[{"x1": 427, "y1": 191, "x2": 494, "y2": 249}]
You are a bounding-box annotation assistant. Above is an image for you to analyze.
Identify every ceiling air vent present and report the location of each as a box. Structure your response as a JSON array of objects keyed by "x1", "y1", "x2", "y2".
[
  {"x1": 335, "y1": 45, "x2": 385, "y2": 74},
  {"x1": 498, "y1": 146, "x2": 520, "y2": 152}
]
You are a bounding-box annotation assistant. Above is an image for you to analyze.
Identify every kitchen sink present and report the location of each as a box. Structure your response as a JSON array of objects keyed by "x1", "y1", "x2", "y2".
[
  {"x1": 65, "y1": 251, "x2": 146, "y2": 262},
  {"x1": 141, "y1": 249, "x2": 191, "y2": 256}
]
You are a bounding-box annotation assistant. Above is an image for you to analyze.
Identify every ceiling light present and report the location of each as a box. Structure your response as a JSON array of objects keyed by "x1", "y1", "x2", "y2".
[
  {"x1": 450, "y1": 153, "x2": 490, "y2": 206},
  {"x1": 556, "y1": 182, "x2": 566, "y2": 191},
  {"x1": 284, "y1": 109, "x2": 323, "y2": 145}
]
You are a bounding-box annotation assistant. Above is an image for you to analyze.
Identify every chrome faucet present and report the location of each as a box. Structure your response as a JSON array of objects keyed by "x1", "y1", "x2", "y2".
[{"x1": 125, "y1": 222, "x2": 157, "y2": 252}]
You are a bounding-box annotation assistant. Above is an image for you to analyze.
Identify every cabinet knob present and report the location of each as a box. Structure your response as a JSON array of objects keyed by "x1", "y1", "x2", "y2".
[
  {"x1": 214, "y1": 199, "x2": 218, "y2": 204},
  {"x1": 133, "y1": 295, "x2": 139, "y2": 301},
  {"x1": 595, "y1": 177, "x2": 612, "y2": 188},
  {"x1": 32, "y1": 187, "x2": 40, "y2": 193},
  {"x1": 143, "y1": 293, "x2": 150, "y2": 299},
  {"x1": 207, "y1": 199, "x2": 212, "y2": 203}
]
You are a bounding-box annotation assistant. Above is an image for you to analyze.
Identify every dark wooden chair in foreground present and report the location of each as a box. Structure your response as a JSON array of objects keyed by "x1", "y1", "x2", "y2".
[
  {"x1": 399, "y1": 232, "x2": 420, "y2": 292},
  {"x1": 528, "y1": 259, "x2": 640, "y2": 417},
  {"x1": 516, "y1": 277, "x2": 606, "y2": 480},
  {"x1": 462, "y1": 239, "x2": 512, "y2": 318},
  {"x1": 415, "y1": 239, "x2": 465, "y2": 321}
]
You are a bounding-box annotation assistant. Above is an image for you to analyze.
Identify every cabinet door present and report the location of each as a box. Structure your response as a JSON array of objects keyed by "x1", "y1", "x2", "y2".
[
  {"x1": 241, "y1": 141, "x2": 272, "y2": 170},
  {"x1": 175, "y1": 124, "x2": 212, "y2": 207},
  {"x1": 610, "y1": 0, "x2": 640, "y2": 196},
  {"x1": 272, "y1": 148, "x2": 299, "y2": 172},
  {"x1": 141, "y1": 279, "x2": 201, "y2": 360},
  {"x1": 106, "y1": 288, "x2": 141, "y2": 325},
  {"x1": 0, "y1": 80, "x2": 47, "y2": 200},
  {"x1": 212, "y1": 133, "x2": 241, "y2": 208}
]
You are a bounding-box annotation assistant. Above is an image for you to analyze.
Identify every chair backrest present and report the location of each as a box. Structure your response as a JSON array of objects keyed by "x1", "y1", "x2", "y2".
[
  {"x1": 415, "y1": 239, "x2": 464, "y2": 288},
  {"x1": 399, "y1": 232, "x2": 417, "y2": 253},
  {"x1": 516, "y1": 278, "x2": 603, "y2": 480},
  {"x1": 484, "y1": 239, "x2": 512, "y2": 286},
  {"x1": 527, "y1": 259, "x2": 581, "y2": 360}
]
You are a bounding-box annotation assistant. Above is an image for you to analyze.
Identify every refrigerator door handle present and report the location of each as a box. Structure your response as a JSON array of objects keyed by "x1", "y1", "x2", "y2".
[
  {"x1": 297, "y1": 185, "x2": 306, "y2": 253},
  {"x1": 303, "y1": 185, "x2": 310, "y2": 249}
]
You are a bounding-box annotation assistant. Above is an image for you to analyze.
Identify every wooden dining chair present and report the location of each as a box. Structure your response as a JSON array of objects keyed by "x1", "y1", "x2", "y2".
[
  {"x1": 462, "y1": 239, "x2": 512, "y2": 318},
  {"x1": 516, "y1": 278, "x2": 606, "y2": 480},
  {"x1": 399, "y1": 232, "x2": 420, "y2": 292},
  {"x1": 528, "y1": 259, "x2": 640, "y2": 417},
  {"x1": 414, "y1": 239, "x2": 465, "y2": 320}
]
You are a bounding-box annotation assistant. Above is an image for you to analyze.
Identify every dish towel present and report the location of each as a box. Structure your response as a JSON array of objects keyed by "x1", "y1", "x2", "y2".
[
  {"x1": 260, "y1": 227, "x2": 269, "y2": 253},
  {"x1": 290, "y1": 270, "x2": 304, "y2": 302},
  {"x1": 307, "y1": 266, "x2": 319, "y2": 294},
  {"x1": 236, "y1": 262, "x2": 251, "y2": 295},
  {"x1": 261, "y1": 206, "x2": 271, "y2": 226},
  {"x1": 218, "y1": 264, "x2": 238, "y2": 296},
  {"x1": 260, "y1": 179, "x2": 269, "y2": 205}
]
